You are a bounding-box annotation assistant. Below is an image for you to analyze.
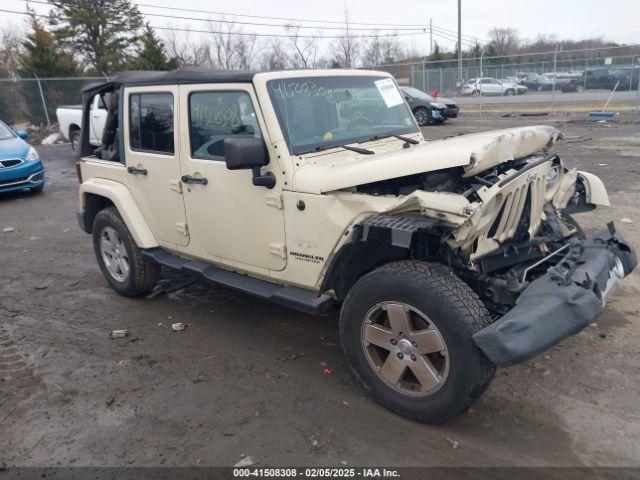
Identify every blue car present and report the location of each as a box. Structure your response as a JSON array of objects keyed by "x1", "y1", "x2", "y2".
[{"x1": 0, "y1": 121, "x2": 45, "y2": 194}]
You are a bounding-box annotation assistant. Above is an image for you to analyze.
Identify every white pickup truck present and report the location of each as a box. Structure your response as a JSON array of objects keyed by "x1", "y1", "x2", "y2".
[{"x1": 57, "y1": 94, "x2": 108, "y2": 153}]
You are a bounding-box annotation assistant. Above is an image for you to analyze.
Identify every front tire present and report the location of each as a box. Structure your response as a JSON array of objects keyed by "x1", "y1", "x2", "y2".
[
  {"x1": 92, "y1": 207, "x2": 160, "y2": 297},
  {"x1": 413, "y1": 107, "x2": 432, "y2": 126},
  {"x1": 340, "y1": 261, "x2": 495, "y2": 424}
]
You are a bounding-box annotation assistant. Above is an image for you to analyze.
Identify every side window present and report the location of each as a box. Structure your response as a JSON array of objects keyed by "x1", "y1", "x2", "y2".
[
  {"x1": 189, "y1": 91, "x2": 262, "y2": 161},
  {"x1": 129, "y1": 92, "x2": 174, "y2": 155}
]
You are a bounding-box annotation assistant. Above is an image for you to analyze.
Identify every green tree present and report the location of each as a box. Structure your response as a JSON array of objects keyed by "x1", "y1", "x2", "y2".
[
  {"x1": 18, "y1": 10, "x2": 79, "y2": 125},
  {"x1": 49, "y1": 0, "x2": 144, "y2": 75},
  {"x1": 129, "y1": 25, "x2": 179, "y2": 70}
]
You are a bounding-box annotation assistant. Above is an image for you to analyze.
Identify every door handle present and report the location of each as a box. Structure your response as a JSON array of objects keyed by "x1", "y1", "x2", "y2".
[
  {"x1": 127, "y1": 166, "x2": 148, "y2": 175},
  {"x1": 181, "y1": 175, "x2": 208, "y2": 185}
]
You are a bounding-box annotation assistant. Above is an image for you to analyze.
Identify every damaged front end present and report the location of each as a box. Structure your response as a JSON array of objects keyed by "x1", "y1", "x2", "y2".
[{"x1": 332, "y1": 126, "x2": 637, "y2": 367}]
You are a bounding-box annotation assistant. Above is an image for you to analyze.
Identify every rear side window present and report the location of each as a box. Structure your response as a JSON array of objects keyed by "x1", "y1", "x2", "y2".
[
  {"x1": 129, "y1": 92, "x2": 174, "y2": 155},
  {"x1": 189, "y1": 91, "x2": 262, "y2": 161}
]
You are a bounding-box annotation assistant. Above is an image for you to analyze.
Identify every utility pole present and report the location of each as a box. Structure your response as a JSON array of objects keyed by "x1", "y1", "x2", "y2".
[
  {"x1": 457, "y1": 0, "x2": 462, "y2": 87},
  {"x1": 429, "y1": 17, "x2": 433, "y2": 55}
]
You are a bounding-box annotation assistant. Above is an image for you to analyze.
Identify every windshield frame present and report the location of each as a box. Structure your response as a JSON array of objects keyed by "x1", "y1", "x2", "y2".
[
  {"x1": 266, "y1": 75, "x2": 419, "y2": 156},
  {"x1": 0, "y1": 121, "x2": 16, "y2": 141}
]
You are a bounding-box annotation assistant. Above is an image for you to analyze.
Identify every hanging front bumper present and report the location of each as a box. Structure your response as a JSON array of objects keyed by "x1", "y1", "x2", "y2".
[{"x1": 473, "y1": 224, "x2": 637, "y2": 366}]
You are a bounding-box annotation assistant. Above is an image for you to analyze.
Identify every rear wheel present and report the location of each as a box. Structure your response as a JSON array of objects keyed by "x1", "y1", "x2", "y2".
[
  {"x1": 70, "y1": 129, "x2": 81, "y2": 155},
  {"x1": 92, "y1": 207, "x2": 160, "y2": 296},
  {"x1": 413, "y1": 107, "x2": 432, "y2": 126},
  {"x1": 340, "y1": 261, "x2": 496, "y2": 424}
]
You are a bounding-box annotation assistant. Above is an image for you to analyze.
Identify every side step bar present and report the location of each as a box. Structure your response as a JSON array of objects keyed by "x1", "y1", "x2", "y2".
[{"x1": 142, "y1": 248, "x2": 333, "y2": 316}]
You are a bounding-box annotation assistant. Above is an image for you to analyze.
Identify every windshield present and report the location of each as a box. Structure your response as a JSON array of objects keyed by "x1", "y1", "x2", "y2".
[
  {"x1": 402, "y1": 87, "x2": 433, "y2": 101},
  {"x1": 267, "y1": 76, "x2": 418, "y2": 155},
  {"x1": 0, "y1": 122, "x2": 16, "y2": 140}
]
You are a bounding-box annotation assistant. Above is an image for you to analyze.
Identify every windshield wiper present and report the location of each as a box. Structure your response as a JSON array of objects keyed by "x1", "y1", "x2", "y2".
[
  {"x1": 360, "y1": 134, "x2": 419, "y2": 146},
  {"x1": 314, "y1": 144, "x2": 375, "y2": 155},
  {"x1": 393, "y1": 134, "x2": 419, "y2": 145}
]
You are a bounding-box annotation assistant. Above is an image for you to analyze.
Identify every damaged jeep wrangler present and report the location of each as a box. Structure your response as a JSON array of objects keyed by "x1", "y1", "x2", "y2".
[{"x1": 76, "y1": 69, "x2": 637, "y2": 424}]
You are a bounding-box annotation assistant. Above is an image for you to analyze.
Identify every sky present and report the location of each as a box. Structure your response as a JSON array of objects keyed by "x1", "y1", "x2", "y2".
[{"x1": 2, "y1": 0, "x2": 639, "y2": 56}]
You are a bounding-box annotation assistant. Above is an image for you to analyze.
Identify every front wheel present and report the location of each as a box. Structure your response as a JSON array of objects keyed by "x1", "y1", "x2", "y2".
[
  {"x1": 413, "y1": 107, "x2": 432, "y2": 126},
  {"x1": 504, "y1": 89, "x2": 515, "y2": 96},
  {"x1": 92, "y1": 207, "x2": 160, "y2": 296},
  {"x1": 340, "y1": 261, "x2": 496, "y2": 424}
]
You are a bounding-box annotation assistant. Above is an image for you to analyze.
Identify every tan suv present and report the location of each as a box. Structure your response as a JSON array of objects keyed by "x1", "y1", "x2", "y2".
[{"x1": 75, "y1": 68, "x2": 636, "y2": 424}]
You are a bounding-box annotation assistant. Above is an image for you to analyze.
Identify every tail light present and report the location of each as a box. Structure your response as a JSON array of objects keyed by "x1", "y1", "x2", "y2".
[{"x1": 75, "y1": 161, "x2": 83, "y2": 183}]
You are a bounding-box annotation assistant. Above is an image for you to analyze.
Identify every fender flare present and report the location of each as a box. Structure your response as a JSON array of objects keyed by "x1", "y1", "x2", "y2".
[
  {"x1": 577, "y1": 171, "x2": 609, "y2": 207},
  {"x1": 79, "y1": 178, "x2": 158, "y2": 248}
]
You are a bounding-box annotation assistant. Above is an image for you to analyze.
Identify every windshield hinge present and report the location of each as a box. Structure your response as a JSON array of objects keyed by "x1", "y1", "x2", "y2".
[
  {"x1": 176, "y1": 222, "x2": 188, "y2": 236},
  {"x1": 269, "y1": 242, "x2": 287, "y2": 259},
  {"x1": 169, "y1": 179, "x2": 183, "y2": 194},
  {"x1": 265, "y1": 192, "x2": 283, "y2": 210}
]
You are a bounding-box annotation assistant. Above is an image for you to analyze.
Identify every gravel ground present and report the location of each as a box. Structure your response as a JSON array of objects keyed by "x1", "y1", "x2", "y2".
[{"x1": 1, "y1": 113, "x2": 639, "y2": 468}]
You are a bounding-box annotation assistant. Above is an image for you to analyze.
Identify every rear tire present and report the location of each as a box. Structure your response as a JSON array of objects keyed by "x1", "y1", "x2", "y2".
[
  {"x1": 70, "y1": 129, "x2": 81, "y2": 155},
  {"x1": 340, "y1": 261, "x2": 496, "y2": 424},
  {"x1": 92, "y1": 207, "x2": 160, "y2": 297}
]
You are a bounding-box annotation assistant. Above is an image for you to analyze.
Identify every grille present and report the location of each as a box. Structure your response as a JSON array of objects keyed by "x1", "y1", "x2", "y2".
[
  {"x1": 487, "y1": 183, "x2": 530, "y2": 243},
  {"x1": 471, "y1": 158, "x2": 555, "y2": 261},
  {"x1": 0, "y1": 158, "x2": 23, "y2": 168}
]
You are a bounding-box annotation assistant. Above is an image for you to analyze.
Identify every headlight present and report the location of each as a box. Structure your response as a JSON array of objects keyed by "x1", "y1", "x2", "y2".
[
  {"x1": 546, "y1": 165, "x2": 560, "y2": 189},
  {"x1": 431, "y1": 102, "x2": 446, "y2": 109},
  {"x1": 26, "y1": 146, "x2": 40, "y2": 162}
]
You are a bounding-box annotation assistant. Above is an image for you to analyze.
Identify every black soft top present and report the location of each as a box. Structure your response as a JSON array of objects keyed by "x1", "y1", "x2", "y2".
[{"x1": 82, "y1": 68, "x2": 256, "y2": 93}]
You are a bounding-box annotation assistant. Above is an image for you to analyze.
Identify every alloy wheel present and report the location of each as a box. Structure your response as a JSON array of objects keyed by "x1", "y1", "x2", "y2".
[
  {"x1": 361, "y1": 302, "x2": 449, "y2": 397},
  {"x1": 100, "y1": 226, "x2": 130, "y2": 282}
]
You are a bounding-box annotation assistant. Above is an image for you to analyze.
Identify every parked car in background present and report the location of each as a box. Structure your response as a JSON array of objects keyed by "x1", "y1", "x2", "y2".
[
  {"x1": 558, "y1": 68, "x2": 619, "y2": 92},
  {"x1": 502, "y1": 77, "x2": 528, "y2": 94},
  {"x1": 401, "y1": 87, "x2": 458, "y2": 125},
  {"x1": 0, "y1": 120, "x2": 45, "y2": 194},
  {"x1": 57, "y1": 93, "x2": 109, "y2": 154},
  {"x1": 516, "y1": 72, "x2": 554, "y2": 91},
  {"x1": 613, "y1": 66, "x2": 639, "y2": 90},
  {"x1": 461, "y1": 77, "x2": 518, "y2": 96}
]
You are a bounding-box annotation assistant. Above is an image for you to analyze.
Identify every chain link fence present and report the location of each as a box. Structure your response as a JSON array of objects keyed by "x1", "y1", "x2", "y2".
[
  {"x1": 0, "y1": 76, "x2": 106, "y2": 127},
  {"x1": 377, "y1": 45, "x2": 640, "y2": 114}
]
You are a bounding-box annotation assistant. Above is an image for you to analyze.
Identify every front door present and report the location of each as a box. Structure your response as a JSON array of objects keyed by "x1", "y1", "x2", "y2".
[
  {"x1": 123, "y1": 85, "x2": 189, "y2": 247},
  {"x1": 177, "y1": 84, "x2": 286, "y2": 271}
]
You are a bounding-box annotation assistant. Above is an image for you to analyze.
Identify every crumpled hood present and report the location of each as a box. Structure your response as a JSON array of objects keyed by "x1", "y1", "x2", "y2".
[{"x1": 292, "y1": 125, "x2": 560, "y2": 194}]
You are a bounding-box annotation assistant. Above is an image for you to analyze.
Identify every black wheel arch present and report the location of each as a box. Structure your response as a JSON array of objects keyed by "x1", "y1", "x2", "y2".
[
  {"x1": 80, "y1": 193, "x2": 115, "y2": 233},
  {"x1": 320, "y1": 214, "x2": 445, "y2": 300}
]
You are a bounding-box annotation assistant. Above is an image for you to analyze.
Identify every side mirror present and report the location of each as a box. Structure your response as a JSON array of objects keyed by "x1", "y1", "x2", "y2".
[
  {"x1": 17, "y1": 130, "x2": 28, "y2": 140},
  {"x1": 224, "y1": 137, "x2": 275, "y2": 189}
]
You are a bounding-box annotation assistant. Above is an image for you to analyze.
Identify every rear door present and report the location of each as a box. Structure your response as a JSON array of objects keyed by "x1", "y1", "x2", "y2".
[{"x1": 123, "y1": 85, "x2": 189, "y2": 247}]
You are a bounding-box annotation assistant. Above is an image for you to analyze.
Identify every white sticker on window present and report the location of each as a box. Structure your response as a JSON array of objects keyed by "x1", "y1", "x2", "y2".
[{"x1": 374, "y1": 78, "x2": 404, "y2": 108}]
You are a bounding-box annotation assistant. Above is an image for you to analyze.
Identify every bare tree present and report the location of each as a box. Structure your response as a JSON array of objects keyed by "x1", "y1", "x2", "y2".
[
  {"x1": 258, "y1": 38, "x2": 291, "y2": 70},
  {"x1": 363, "y1": 33, "x2": 403, "y2": 67},
  {"x1": 207, "y1": 19, "x2": 256, "y2": 70},
  {"x1": 285, "y1": 24, "x2": 321, "y2": 69},
  {"x1": 331, "y1": 6, "x2": 359, "y2": 68},
  {"x1": 0, "y1": 25, "x2": 25, "y2": 76},
  {"x1": 163, "y1": 28, "x2": 213, "y2": 67},
  {"x1": 487, "y1": 27, "x2": 520, "y2": 56}
]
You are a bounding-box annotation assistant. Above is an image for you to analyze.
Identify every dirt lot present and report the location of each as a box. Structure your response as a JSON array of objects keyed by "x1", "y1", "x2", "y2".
[{"x1": 1, "y1": 113, "x2": 640, "y2": 468}]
